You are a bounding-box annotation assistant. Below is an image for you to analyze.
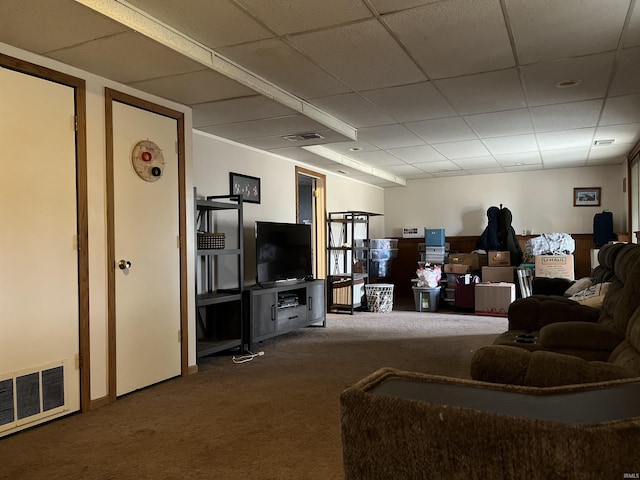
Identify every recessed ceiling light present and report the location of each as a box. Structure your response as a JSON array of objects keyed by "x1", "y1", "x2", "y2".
[
  {"x1": 594, "y1": 139, "x2": 615, "y2": 146},
  {"x1": 282, "y1": 132, "x2": 325, "y2": 141},
  {"x1": 348, "y1": 147, "x2": 362, "y2": 152},
  {"x1": 554, "y1": 79, "x2": 581, "y2": 89}
]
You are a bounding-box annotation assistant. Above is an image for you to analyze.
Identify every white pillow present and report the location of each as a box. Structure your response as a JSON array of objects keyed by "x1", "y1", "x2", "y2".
[{"x1": 564, "y1": 277, "x2": 593, "y2": 296}]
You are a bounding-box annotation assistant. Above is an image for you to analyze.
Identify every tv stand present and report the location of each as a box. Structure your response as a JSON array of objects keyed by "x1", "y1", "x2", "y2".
[{"x1": 244, "y1": 279, "x2": 326, "y2": 350}]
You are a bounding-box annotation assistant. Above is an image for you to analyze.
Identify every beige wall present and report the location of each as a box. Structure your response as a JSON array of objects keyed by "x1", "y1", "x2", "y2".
[
  {"x1": 0, "y1": 42, "x2": 195, "y2": 401},
  {"x1": 384, "y1": 164, "x2": 627, "y2": 238}
]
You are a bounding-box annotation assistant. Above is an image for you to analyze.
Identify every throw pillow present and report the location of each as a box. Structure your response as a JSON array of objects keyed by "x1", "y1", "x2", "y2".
[
  {"x1": 568, "y1": 282, "x2": 610, "y2": 309},
  {"x1": 564, "y1": 277, "x2": 593, "y2": 296}
]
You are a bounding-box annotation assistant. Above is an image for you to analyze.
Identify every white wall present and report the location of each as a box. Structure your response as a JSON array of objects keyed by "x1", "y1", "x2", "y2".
[
  {"x1": 384, "y1": 165, "x2": 627, "y2": 238},
  {"x1": 193, "y1": 130, "x2": 386, "y2": 282}
]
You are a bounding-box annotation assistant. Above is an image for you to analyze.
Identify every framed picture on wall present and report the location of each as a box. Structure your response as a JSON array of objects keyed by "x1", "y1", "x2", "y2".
[
  {"x1": 230, "y1": 172, "x2": 261, "y2": 203},
  {"x1": 573, "y1": 187, "x2": 601, "y2": 207}
]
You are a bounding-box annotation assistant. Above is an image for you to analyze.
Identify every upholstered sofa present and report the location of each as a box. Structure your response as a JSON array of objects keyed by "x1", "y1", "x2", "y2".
[
  {"x1": 471, "y1": 242, "x2": 640, "y2": 386},
  {"x1": 488, "y1": 242, "x2": 640, "y2": 362},
  {"x1": 341, "y1": 367, "x2": 640, "y2": 479}
]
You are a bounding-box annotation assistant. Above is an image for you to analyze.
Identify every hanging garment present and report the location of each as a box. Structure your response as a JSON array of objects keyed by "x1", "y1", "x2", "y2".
[
  {"x1": 498, "y1": 207, "x2": 523, "y2": 266},
  {"x1": 593, "y1": 211, "x2": 616, "y2": 248},
  {"x1": 476, "y1": 206, "x2": 501, "y2": 251}
]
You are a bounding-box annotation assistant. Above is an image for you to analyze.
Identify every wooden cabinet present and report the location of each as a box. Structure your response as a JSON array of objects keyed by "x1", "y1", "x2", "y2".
[
  {"x1": 245, "y1": 280, "x2": 325, "y2": 349},
  {"x1": 195, "y1": 190, "x2": 244, "y2": 358}
]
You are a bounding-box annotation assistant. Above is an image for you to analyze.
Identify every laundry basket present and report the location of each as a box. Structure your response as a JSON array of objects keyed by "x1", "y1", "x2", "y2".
[{"x1": 365, "y1": 283, "x2": 394, "y2": 313}]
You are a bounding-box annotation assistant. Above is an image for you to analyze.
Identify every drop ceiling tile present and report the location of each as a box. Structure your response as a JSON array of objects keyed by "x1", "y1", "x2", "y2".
[
  {"x1": 383, "y1": 0, "x2": 514, "y2": 79},
  {"x1": 586, "y1": 155, "x2": 628, "y2": 166},
  {"x1": 193, "y1": 96, "x2": 296, "y2": 128},
  {"x1": 483, "y1": 134, "x2": 538, "y2": 155},
  {"x1": 387, "y1": 145, "x2": 447, "y2": 164},
  {"x1": 319, "y1": 140, "x2": 381, "y2": 155},
  {"x1": 405, "y1": 117, "x2": 477, "y2": 143},
  {"x1": 520, "y1": 53, "x2": 615, "y2": 106},
  {"x1": 503, "y1": 164, "x2": 544, "y2": 173},
  {"x1": 128, "y1": 69, "x2": 256, "y2": 105},
  {"x1": 464, "y1": 109, "x2": 533, "y2": 138},
  {"x1": 235, "y1": 0, "x2": 372, "y2": 35},
  {"x1": 453, "y1": 156, "x2": 500, "y2": 170},
  {"x1": 307, "y1": 93, "x2": 395, "y2": 128},
  {"x1": 370, "y1": 0, "x2": 440, "y2": 14},
  {"x1": 431, "y1": 170, "x2": 469, "y2": 178},
  {"x1": 242, "y1": 128, "x2": 349, "y2": 150},
  {"x1": 218, "y1": 38, "x2": 350, "y2": 99},
  {"x1": 348, "y1": 150, "x2": 405, "y2": 167},
  {"x1": 47, "y1": 31, "x2": 203, "y2": 84},
  {"x1": 464, "y1": 167, "x2": 506, "y2": 175},
  {"x1": 268, "y1": 146, "x2": 338, "y2": 165},
  {"x1": 537, "y1": 128, "x2": 595, "y2": 151},
  {"x1": 382, "y1": 164, "x2": 425, "y2": 176},
  {"x1": 541, "y1": 148, "x2": 589, "y2": 164},
  {"x1": 594, "y1": 123, "x2": 640, "y2": 145},
  {"x1": 357, "y1": 124, "x2": 425, "y2": 149},
  {"x1": 200, "y1": 114, "x2": 324, "y2": 140},
  {"x1": 287, "y1": 19, "x2": 426, "y2": 91},
  {"x1": 433, "y1": 140, "x2": 491, "y2": 159},
  {"x1": 494, "y1": 152, "x2": 542, "y2": 166},
  {"x1": 434, "y1": 69, "x2": 526, "y2": 115},
  {"x1": 361, "y1": 82, "x2": 457, "y2": 123},
  {"x1": 609, "y1": 47, "x2": 640, "y2": 96},
  {"x1": 587, "y1": 144, "x2": 634, "y2": 161},
  {"x1": 413, "y1": 160, "x2": 462, "y2": 173},
  {"x1": 505, "y1": 0, "x2": 629, "y2": 64},
  {"x1": 530, "y1": 100, "x2": 603, "y2": 132},
  {"x1": 600, "y1": 94, "x2": 640, "y2": 125},
  {"x1": 622, "y1": 1, "x2": 640, "y2": 48},
  {"x1": 124, "y1": 0, "x2": 272, "y2": 48},
  {"x1": 0, "y1": 0, "x2": 128, "y2": 54}
]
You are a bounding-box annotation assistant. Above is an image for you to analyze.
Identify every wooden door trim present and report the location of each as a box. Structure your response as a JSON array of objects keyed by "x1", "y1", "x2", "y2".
[
  {"x1": 105, "y1": 88, "x2": 188, "y2": 403},
  {"x1": 0, "y1": 53, "x2": 90, "y2": 412}
]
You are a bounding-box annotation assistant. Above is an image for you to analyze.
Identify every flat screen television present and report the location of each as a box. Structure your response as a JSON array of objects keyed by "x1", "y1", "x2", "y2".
[{"x1": 255, "y1": 221, "x2": 313, "y2": 285}]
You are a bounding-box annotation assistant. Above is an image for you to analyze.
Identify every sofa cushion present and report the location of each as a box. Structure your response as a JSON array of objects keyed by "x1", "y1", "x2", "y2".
[
  {"x1": 567, "y1": 282, "x2": 610, "y2": 309},
  {"x1": 563, "y1": 277, "x2": 592, "y2": 296},
  {"x1": 539, "y1": 321, "x2": 623, "y2": 360}
]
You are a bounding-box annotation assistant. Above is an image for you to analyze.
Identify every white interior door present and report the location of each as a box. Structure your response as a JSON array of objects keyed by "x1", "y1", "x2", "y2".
[
  {"x1": 0, "y1": 67, "x2": 80, "y2": 435},
  {"x1": 113, "y1": 102, "x2": 181, "y2": 396}
]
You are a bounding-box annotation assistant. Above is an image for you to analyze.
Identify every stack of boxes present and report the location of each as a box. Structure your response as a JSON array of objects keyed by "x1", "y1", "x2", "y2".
[{"x1": 413, "y1": 228, "x2": 446, "y2": 312}]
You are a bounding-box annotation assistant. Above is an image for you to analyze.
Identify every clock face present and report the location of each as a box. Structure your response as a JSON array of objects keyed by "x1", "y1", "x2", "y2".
[{"x1": 132, "y1": 140, "x2": 165, "y2": 182}]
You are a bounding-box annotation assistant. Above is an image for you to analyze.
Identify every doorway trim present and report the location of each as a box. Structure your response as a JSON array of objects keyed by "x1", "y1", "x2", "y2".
[
  {"x1": 105, "y1": 88, "x2": 188, "y2": 403},
  {"x1": 295, "y1": 167, "x2": 327, "y2": 279},
  {"x1": 0, "y1": 53, "x2": 90, "y2": 412}
]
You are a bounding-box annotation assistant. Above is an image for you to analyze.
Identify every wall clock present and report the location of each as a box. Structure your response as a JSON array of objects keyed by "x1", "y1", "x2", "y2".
[{"x1": 132, "y1": 140, "x2": 165, "y2": 182}]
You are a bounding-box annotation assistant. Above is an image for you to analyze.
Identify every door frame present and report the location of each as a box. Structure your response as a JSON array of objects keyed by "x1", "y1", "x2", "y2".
[
  {"x1": 105, "y1": 88, "x2": 187, "y2": 402},
  {"x1": 295, "y1": 167, "x2": 326, "y2": 279},
  {"x1": 0, "y1": 53, "x2": 90, "y2": 412}
]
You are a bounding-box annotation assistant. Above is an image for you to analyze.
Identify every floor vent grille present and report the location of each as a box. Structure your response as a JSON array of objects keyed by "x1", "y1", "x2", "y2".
[{"x1": 0, "y1": 363, "x2": 65, "y2": 432}]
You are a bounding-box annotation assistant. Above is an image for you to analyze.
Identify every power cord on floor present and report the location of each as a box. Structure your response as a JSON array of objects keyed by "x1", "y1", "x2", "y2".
[{"x1": 232, "y1": 350, "x2": 264, "y2": 364}]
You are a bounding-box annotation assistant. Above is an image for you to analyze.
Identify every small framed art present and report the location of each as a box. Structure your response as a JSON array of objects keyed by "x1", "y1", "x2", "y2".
[
  {"x1": 573, "y1": 187, "x2": 601, "y2": 207},
  {"x1": 230, "y1": 172, "x2": 261, "y2": 203}
]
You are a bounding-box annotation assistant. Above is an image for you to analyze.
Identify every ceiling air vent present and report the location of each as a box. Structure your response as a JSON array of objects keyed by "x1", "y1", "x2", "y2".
[
  {"x1": 594, "y1": 139, "x2": 615, "y2": 146},
  {"x1": 282, "y1": 133, "x2": 325, "y2": 142}
]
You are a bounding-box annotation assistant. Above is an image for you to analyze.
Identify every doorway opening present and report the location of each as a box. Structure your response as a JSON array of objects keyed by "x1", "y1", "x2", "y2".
[{"x1": 296, "y1": 167, "x2": 326, "y2": 280}]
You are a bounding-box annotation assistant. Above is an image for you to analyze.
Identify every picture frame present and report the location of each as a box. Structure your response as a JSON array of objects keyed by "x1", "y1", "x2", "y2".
[
  {"x1": 573, "y1": 187, "x2": 601, "y2": 207},
  {"x1": 230, "y1": 172, "x2": 261, "y2": 204}
]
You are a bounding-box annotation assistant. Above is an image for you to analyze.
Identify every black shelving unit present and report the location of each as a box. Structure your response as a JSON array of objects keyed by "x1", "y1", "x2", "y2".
[
  {"x1": 327, "y1": 211, "x2": 382, "y2": 314},
  {"x1": 195, "y1": 189, "x2": 244, "y2": 358}
]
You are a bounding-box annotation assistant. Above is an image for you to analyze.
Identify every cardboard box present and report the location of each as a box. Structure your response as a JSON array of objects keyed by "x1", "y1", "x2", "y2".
[
  {"x1": 475, "y1": 282, "x2": 516, "y2": 317},
  {"x1": 488, "y1": 251, "x2": 510, "y2": 267},
  {"x1": 425, "y1": 228, "x2": 445, "y2": 247},
  {"x1": 448, "y1": 253, "x2": 487, "y2": 271},
  {"x1": 534, "y1": 254, "x2": 575, "y2": 281},
  {"x1": 444, "y1": 263, "x2": 470, "y2": 274},
  {"x1": 481, "y1": 266, "x2": 515, "y2": 283}
]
